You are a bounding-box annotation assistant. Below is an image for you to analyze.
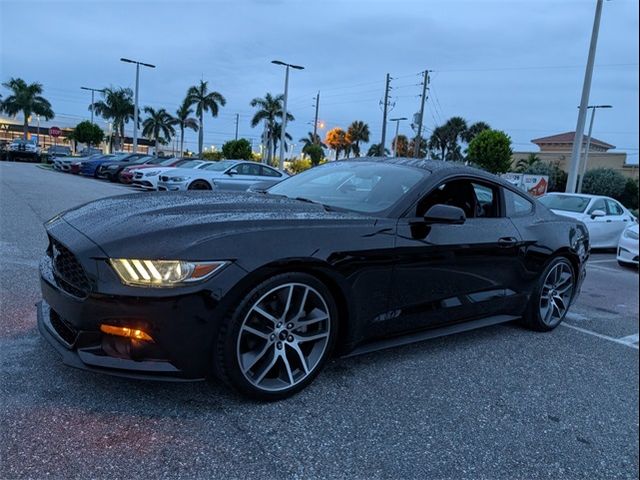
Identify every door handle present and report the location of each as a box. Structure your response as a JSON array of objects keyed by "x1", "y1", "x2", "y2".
[{"x1": 498, "y1": 237, "x2": 518, "y2": 247}]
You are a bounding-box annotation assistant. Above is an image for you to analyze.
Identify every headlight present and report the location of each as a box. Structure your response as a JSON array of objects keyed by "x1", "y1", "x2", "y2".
[
  {"x1": 169, "y1": 176, "x2": 187, "y2": 182},
  {"x1": 145, "y1": 170, "x2": 161, "y2": 176},
  {"x1": 109, "y1": 259, "x2": 227, "y2": 287},
  {"x1": 624, "y1": 229, "x2": 639, "y2": 240}
]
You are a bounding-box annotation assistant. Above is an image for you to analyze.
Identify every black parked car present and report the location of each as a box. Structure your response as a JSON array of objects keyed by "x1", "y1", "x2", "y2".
[
  {"x1": 95, "y1": 153, "x2": 150, "y2": 181},
  {"x1": 38, "y1": 158, "x2": 589, "y2": 400}
]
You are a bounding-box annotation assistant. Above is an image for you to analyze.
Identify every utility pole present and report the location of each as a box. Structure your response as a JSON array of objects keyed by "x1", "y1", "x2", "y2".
[
  {"x1": 121, "y1": 57, "x2": 156, "y2": 153},
  {"x1": 313, "y1": 91, "x2": 320, "y2": 141},
  {"x1": 234, "y1": 113, "x2": 239, "y2": 140},
  {"x1": 380, "y1": 73, "x2": 391, "y2": 156},
  {"x1": 577, "y1": 104, "x2": 612, "y2": 193},
  {"x1": 81, "y1": 86, "x2": 105, "y2": 125},
  {"x1": 566, "y1": 0, "x2": 604, "y2": 193},
  {"x1": 413, "y1": 70, "x2": 430, "y2": 158}
]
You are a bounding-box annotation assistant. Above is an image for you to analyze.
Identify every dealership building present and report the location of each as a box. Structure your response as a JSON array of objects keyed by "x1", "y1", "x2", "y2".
[
  {"x1": 512, "y1": 131, "x2": 639, "y2": 180},
  {"x1": 0, "y1": 115, "x2": 153, "y2": 154}
]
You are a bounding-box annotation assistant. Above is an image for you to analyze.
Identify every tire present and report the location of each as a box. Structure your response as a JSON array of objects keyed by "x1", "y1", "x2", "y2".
[
  {"x1": 522, "y1": 257, "x2": 575, "y2": 332},
  {"x1": 188, "y1": 180, "x2": 212, "y2": 190},
  {"x1": 215, "y1": 272, "x2": 338, "y2": 400}
]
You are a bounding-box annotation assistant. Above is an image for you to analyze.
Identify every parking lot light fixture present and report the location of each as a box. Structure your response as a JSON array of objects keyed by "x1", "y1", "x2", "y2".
[
  {"x1": 577, "y1": 104, "x2": 613, "y2": 193},
  {"x1": 271, "y1": 60, "x2": 304, "y2": 170},
  {"x1": 120, "y1": 57, "x2": 156, "y2": 153},
  {"x1": 81, "y1": 86, "x2": 106, "y2": 125}
]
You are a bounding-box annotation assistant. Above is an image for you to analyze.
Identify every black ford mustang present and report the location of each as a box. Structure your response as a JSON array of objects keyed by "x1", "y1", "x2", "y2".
[{"x1": 38, "y1": 158, "x2": 589, "y2": 400}]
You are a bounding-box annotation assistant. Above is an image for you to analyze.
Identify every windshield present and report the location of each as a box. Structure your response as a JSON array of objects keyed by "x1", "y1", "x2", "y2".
[
  {"x1": 178, "y1": 160, "x2": 203, "y2": 169},
  {"x1": 268, "y1": 161, "x2": 427, "y2": 214},
  {"x1": 202, "y1": 160, "x2": 237, "y2": 171},
  {"x1": 539, "y1": 194, "x2": 591, "y2": 213}
]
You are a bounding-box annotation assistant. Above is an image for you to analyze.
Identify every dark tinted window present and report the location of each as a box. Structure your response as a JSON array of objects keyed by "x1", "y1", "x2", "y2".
[
  {"x1": 261, "y1": 166, "x2": 281, "y2": 177},
  {"x1": 235, "y1": 163, "x2": 262, "y2": 175},
  {"x1": 418, "y1": 179, "x2": 500, "y2": 218},
  {"x1": 605, "y1": 199, "x2": 624, "y2": 215},
  {"x1": 504, "y1": 188, "x2": 534, "y2": 217}
]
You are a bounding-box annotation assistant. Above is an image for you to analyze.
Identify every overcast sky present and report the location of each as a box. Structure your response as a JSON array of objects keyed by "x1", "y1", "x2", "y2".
[{"x1": 1, "y1": 0, "x2": 638, "y2": 161}]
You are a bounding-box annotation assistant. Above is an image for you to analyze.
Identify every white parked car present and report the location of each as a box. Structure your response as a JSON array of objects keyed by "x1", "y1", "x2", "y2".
[
  {"x1": 157, "y1": 159, "x2": 289, "y2": 192},
  {"x1": 131, "y1": 159, "x2": 208, "y2": 190},
  {"x1": 617, "y1": 223, "x2": 639, "y2": 267},
  {"x1": 539, "y1": 193, "x2": 637, "y2": 249}
]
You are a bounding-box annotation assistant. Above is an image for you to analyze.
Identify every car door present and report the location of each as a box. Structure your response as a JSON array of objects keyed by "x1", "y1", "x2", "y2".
[
  {"x1": 217, "y1": 163, "x2": 263, "y2": 191},
  {"x1": 585, "y1": 198, "x2": 611, "y2": 248},
  {"x1": 379, "y1": 177, "x2": 523, "y2": 337}
]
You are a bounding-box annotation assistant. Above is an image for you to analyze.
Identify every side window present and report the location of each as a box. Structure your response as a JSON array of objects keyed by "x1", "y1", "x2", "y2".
[
  {"x1": 504, "y1": 188, "x2": 534, "y2": 217},
  {"x1": 416, "y1": 179, "x2": 500, "y2": 218},
  {"x1": 236, "y1": 163, "x2": 261, "y2": 176},
  {"x1": 588, "y1": 199, "x2": 606, "y2": 214},
  {"x1": 260, "y1": 166, "x2": 281, "y2": 177},
  {"x1": 605, "y1": 199, "x2": 624, "y2": 216}
]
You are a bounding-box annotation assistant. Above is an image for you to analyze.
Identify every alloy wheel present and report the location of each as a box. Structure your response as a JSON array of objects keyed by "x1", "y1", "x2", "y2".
[
  {"x1": 237, "y1": 282, "x2": 331, "y2": 392},
  {"x1": 539, "y1": 262, "x2": 574, "y2": 326}
]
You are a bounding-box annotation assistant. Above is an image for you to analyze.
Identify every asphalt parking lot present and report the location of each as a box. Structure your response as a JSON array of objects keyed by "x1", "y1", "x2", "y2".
[{"x1": 1, "y1": 162, "x2": 638, "y2": 479}]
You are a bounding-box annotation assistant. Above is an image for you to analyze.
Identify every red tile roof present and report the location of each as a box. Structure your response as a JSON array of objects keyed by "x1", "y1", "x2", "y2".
[{"x1": 531, "y1": 131, "x2": 615, "y2": 150}]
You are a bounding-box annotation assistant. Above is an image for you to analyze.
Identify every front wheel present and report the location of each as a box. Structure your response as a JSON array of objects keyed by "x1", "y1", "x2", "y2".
[
  {"x1": 215, "y1": 273, "x2": 337, "y2": 400},
  {"x1": 188, "y1": 180, "x2": 211, "y2": 190},
  {"x1": 522, "y1": 257, "x2": 575, "y2": 331}
]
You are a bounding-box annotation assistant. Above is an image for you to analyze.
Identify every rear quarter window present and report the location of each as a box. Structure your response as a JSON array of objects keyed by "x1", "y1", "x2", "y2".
[{"x1": 504, "y1": 188, "x2": 534, "y2": 217}]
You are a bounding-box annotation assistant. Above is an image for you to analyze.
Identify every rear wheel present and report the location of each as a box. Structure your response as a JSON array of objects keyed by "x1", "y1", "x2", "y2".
[
  {"x1": 215, "y1": 273, "x2": 337, "y2": 400},
  {"x1": 522, "y1": 257, "x2": 575, "y2": 331},
  {"x1": 188, "y1": 180, "x2": 211, "y2": 190}
]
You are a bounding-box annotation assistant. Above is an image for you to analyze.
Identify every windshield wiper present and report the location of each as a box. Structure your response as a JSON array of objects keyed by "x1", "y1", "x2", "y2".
[{"x1": 293, "y1": 197, "x2": 336, "y2": 212}]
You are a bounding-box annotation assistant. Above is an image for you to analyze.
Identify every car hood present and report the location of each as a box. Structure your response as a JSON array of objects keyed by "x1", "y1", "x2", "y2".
[
  {"x1": 58, "y1": 191, "x2": 373, "y2": 258},
  {"x1": 159, "y1": 166, "x2": 211, "y2": 178}
]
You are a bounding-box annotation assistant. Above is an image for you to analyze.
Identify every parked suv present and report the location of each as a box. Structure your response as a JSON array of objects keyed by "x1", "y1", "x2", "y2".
[{"x1": 7, "y1": 138, "x2": 40, "y2": 162}]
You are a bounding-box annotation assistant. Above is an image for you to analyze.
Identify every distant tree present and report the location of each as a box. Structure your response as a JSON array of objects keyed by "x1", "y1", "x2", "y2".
[
  {"x1": 142, "y1": 107, "x2": 176, "y2": 155},
  {"x1": 271, "y1": 123, "x2": 293, "y2": 163},
  {"x1": 174, "y1": 98, "x2": 198, "y2": 157},
  {"x1": 428, "y1": 125, "x2": 449, "y2": 160},
  {"x1": 442, "y1": 116, "x2": 468, "y2": 161},
  {"x1": 325, "y1": 127, "x2": 348, "y2": 160},
  {"x1": 392, "y1": 134, "x2": 409, "y2": 157},
  {"x1": 202, "y1": 151, "x2": 224, "y2": 161},
  {"x1": 300, "y1": 131, "x2": 326, "y2": 148},
  {"x1": 516, "y1": 153, "x2": 541, "y2": 172},
  {"x1": 91, "y1": 87, "x2": 134, "y2": 151},
  {"x1": 409, "y1": 135, "x2": 428, "y2": 158},
  {"x1": 303, "y1": 143, "x2": 324, "y2": 166},
  {"x1": 467, "y1": 129, "x2": 513, "y2": 174},
  {"x1": 250, "y1": 93, "x2": 293, "y2": 164},
  {"x1": 347, "y1": 120, "x2": 370, "y2": 157},
  {"x1": 581, "y1": 168, "x2": 627, "y2": 200},
  {"x1": 72, "y1": 121, "x2": 104, "y2": 147},
  {"x1": 463, "y1": 121, "x2": 491, "y2": 143},
  {"x1": 1, "y1": 77, "x2": 54, "y2": 138},
  {"x1": 525, "y1": 160, "x2": 568, "y2": 192},
  {"x1": 366, "y1": 143, "x2": 390, "y2": 157},
  {"x1": 222, "y1": 138, "x2": 253, "y2": 159},
  {"x1": 288, "y1": 157, "x2": 313, "y2": 174},
  {"x1": 186, "y1": 80, "x2": 226, "y2": 156}
]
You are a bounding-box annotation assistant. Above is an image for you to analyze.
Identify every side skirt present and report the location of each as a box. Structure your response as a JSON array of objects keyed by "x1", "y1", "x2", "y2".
[{"x1": 343, "y1": 314, "x2": 520, "y2": 358}]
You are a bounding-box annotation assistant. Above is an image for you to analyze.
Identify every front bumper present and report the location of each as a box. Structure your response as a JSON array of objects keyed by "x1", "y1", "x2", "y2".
[
  {"x1": 158, "y1": 180, "x2": 188, "y2": 191},
  {"x1": 37, "y1": 250, "x2": 243, "y2": 381}
]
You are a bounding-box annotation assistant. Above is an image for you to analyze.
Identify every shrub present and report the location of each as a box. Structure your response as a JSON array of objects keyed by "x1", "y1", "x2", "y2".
[
  {"x1": 288, "y1": 157, "x2": 312, "y2": 174},
  {"x1": 466, "y1": 130, "x2": 512, "y2": 174},
  {"x1": 620, "y1": 178, "x2": 639, "y2": 210},
  {"x1": 581, "y1": 168, "x2": 626, "y2": 199},
  {"x1": 201, "y1": 151, "x2": 224, "y2": 161},
  {"x1": 524, "y1": 161, "x2": 568, "y2": 192},
  {"x1": 221, "y1": 139, "x2": 253, "y2": 160},
  {"x1": 303, "y1": 143, "x2": 324, "y2": 166}
]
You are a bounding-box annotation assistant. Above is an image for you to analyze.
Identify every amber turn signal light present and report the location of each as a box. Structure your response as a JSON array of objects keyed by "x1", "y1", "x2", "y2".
[{"x1": 100, "y1": 324, "x2": 154, "y2": 342}]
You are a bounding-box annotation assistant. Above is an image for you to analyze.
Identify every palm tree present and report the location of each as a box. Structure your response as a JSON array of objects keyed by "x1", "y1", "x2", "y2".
[
  {"x1": 91, "y1": 87, "x2": 135, "y2": 151},
  {"x1": 186, "y1": 80, "x2": 226, "y2": 157},
  {"x1": 392, "y1": 134, "x2": 410, "y2": 157},
  {"x1": 271, "y1": 122, "x2": 292, "y2": 163},
  {"x1": 366, "y1": 143, "x2": 390, "y2": 157},
  {"x1": 346, "y1": 120, "x2": 370, "y2": 157},
  {"x1": 1, "y1": 78, "x2": 54, "y2": 138},
  {"x1": 250, "y1": 93, "x2": 293, "y2": 164},
  {"x1": 442, "y1": 116, "x2": 468, "y2": 161},
  {"x1": 463, "y1": 121, "x2": 491, "y2": 143},
  {"x1": 299, "y1": 131, "x2": 326, "y2": 148},
  {"x1": 428, "y1": 126, "x2": 449, "y2": 160},
  {"x1": 142, "y1": 107, "x2": 176, "y2": 155},
  {"x1": 325, "y1": 127, "x2": 348, "y2": 160},
  {"x1": 516, "y1": 153, "x2": 541, "y2": 172},
  {"x1": 174, "y1": 99, "x2": 199, "y2": 157}
]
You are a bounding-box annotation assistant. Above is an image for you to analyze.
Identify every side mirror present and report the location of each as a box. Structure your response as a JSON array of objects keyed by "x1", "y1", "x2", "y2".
[
  {"x1": 424, "y1": 204, "x2": 466, "y2": 225},
  {"x1": 590, "y1": 209, "x2": 606, "y2": 219},
  {"x1": 226, "y1": 169, "x2": 237, "y2": 176}
]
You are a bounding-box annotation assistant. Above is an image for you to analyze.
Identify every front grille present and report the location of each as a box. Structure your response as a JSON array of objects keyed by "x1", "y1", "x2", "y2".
[
  {"x1": 48, "y1": 238, "x2": 91, "y2": 297},
  {"x1": 134, "y1": 172, "x2": 143, "y2": 179},
  {"x1": 49, "y1": 309, "x2": 79, "y2": 346},
  {"x1": 160, "y1": 175, "x2": 169, "y2": 182}
]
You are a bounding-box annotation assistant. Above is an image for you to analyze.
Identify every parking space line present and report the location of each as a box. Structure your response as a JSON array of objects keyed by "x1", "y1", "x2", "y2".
[
  {"x1": 588, "y1": 259, "x2": 619, "y2": 264},
  {"x1": 561, "y1": 323, "x2": 639, "y2": 350},
  {"x1": 618, "y1": 333, "x2": 639, "y2": 344}
]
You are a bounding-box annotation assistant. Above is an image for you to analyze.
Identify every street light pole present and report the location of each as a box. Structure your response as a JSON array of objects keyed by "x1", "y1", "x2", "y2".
[
  {"x1": 577, "y1": 104, "x2": 612, "y2": 193},
  {"x1": 272, "y1": 60, "x2": 304, "y2": 170},
  {"x1": 389, "y1": 117, "x2": 407, "y2": 157},
  {"x1": 121, "y1": 57, "x2": 156, "y2": 153},
  {"x1": 566, "y1": 0, "x2": 605, "y2": 193},
  {"x1": 81, "y1": 86, "x2": 105, "y2": 125}
]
